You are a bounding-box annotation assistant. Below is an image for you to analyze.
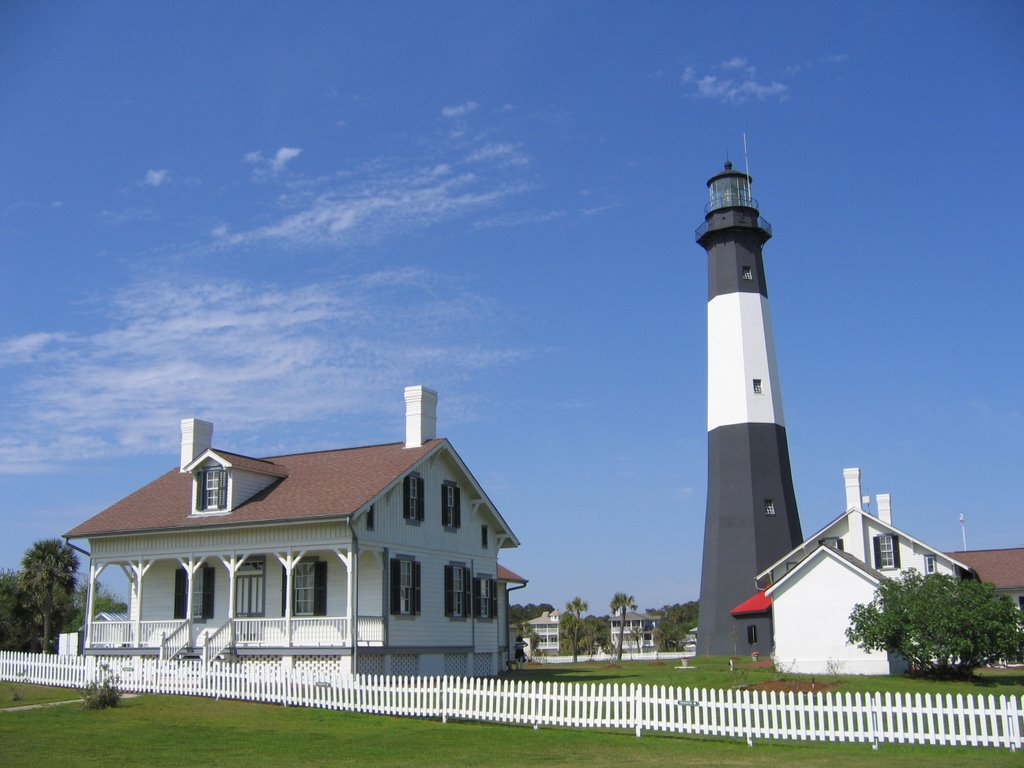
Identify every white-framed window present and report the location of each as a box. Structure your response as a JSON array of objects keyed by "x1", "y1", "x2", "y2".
[
  {"x1": 190, "y1": 568, "x2": 206, "y2": 618},
  {"x1": 293, "y1": 562, "x2": 315, "y2": 616},
  {"x1": 390, "y1": 557, "x2": 420, "y2": 616},
  {"x1": 403, "y1": 474, "x2": 424, "y2": 522},
  {"x1": 481, "y1": 524, "x2": 489, "y2": 549},
  {"x1": 198, "y1": 466, "x2": 227, "y2": 511},
  {"x1": 742, "y1": 266, "x2": 753, "y2": 281},
  {"x1": 764, "y1": 499, "x2": 775, "y2": 516},
  {"x1": 821, "y1": 537, "x2": 844, "y2": 551},
  {"x1": 474, "y1": 576, "x2": 496, "y2": 619},
  {"x1": 445, "y1": 564, "x2": 470, "y2": 618},
  {"x1": 878, "y1": 535, "x2": 896, "y2": 569},
  {"x1": 924, "y1": 554, "x2": 936, "y2": 574},
  {"x1": 441, "y1": 481, "x2": 461, "y2": 528},
  {"x1": 752, "y1": 379, "x2": 763, "y2": 394}
]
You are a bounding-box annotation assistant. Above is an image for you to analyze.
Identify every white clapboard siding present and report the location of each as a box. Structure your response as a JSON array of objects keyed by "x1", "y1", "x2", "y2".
[{"x1": 0, "y1": 650, "x2": 1020, "y2": 751}]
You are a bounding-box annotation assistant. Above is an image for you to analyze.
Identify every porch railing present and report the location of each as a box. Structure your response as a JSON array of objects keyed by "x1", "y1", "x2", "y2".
[
  {"x1": 202, "y1": 621, "x2": 234, "y2": 664},
  {"x1": 159, "y1": 621, "x2": 190, "y2": 661},
  {"x1": 89, "y1": 619, "x2": 185, "y2": 649}
]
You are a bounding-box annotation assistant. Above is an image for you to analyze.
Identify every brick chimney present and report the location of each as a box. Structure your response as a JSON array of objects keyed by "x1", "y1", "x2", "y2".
[
  {"x1": 404, "y1": 386, "x2": 437, "y2": 448},
  {"x1": 180, "y1": 418, "x2": 213, "y2": 470}
]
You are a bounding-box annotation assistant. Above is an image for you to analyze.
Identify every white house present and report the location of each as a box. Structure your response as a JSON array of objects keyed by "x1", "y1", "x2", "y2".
[
  {"x1": 609, "y1": 612, "x2": 660, "y2": 653},
  {"x1": 744, "y1": 468, "x2": 971, "y2": 675},
  {"x1": 947, "y1": 548, "x2": 1024, "y2": 611},
  {"x1": 65, "y1": 386, "x2": 522, "y2": 677},
  {"x1": 526, "y1": 610, "x2": 561, "y2": 654}
]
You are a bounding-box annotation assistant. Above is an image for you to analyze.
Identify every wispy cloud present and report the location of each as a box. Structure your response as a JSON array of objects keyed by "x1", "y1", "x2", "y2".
[
  {"x1": 0, "y1": 271, "x2": 526, "y2": 473},
  {"x1": 467, "y1": 143, "x2": 529, "y2": 167},
  {"x1": 143, "y1": 169, "x2": 170, "y2": 187},
  {"x1": 681, "y1": 59, "x2": 788, "y2": 104},
  {"x1": 216, "y1": 159, "x2": 529, "y2": 250},
  {"x1": 442, "y1": 101, "x2": 478, "y2": 118},
  {"x1": 244, "y1": 147, "x2": 303, "y2": 179}
]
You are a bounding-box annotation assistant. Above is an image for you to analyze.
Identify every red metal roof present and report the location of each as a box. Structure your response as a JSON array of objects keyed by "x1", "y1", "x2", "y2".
[
  {"x1": 497, "y1": 565, "x2": 527, "y2": 583},
  {"x1": 730, "y1": 590, "x2": 772, "y2": 616}
]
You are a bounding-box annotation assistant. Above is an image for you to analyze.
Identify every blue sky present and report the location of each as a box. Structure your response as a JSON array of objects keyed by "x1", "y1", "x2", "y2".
[{"x1": 2, "y1": 1, "x2": 1022, "y2": 612}]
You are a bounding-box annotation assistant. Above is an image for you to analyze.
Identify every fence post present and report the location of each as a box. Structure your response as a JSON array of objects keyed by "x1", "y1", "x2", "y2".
[
  {"x1": 633, "y1": 684, "x2": 641, "y2": 738},
  {"x1": 441, "y1": 676, "x2": 448, "y2": 724},
  {"x1": 870, "y1": 692, "x2": 880, "y2": 751}
]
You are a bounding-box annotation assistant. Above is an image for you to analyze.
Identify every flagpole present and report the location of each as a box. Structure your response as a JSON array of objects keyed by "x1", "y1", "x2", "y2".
[{"x1": 960, "y1": 514, "x2": 967, "y2": 550}]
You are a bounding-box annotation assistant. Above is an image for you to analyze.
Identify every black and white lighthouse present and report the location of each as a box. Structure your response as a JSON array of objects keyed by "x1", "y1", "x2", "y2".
[{"x1": 695, "y1": 161, "x2": 803, "y2": 657}]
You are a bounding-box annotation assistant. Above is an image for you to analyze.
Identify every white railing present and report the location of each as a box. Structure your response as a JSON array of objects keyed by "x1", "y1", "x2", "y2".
[
  {"x1": 88, "y1": 621, "x2": 133, "y2": 647},
  {"x1": 234, "y1": 618, "x2": 287, "y2": 646},
  {"x1": 88, "y1": 619, "x2": 187, "y2": 649},
  {"x1": 356, "y1": 616, "x2": 384, "y2": 644},
  {"x1": 159, "y1": 621, "x2": 190, "y2": 661},
  {"x1": 0, "y1": 650, "x2": 1020, "y2": 751},
  {"x1": 203, "y1": 622, "x2": 234, "y2": 664},
  {"x1": 291, "y1": 617, "x2": 347, "y2": 646}
]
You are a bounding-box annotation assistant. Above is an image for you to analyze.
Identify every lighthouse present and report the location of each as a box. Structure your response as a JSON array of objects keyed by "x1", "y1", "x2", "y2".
[{"x1": 695, "y1": 161, "x2": 803, "y2": 657}]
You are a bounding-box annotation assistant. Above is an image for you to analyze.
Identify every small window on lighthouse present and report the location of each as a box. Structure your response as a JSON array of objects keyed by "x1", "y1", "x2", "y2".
[
  {"x1": 742, "y1": 266, "x2": 753, "y2": 280},
  {"x1": 752, "y1": 379, "x2": 763, "y2": 394},
  {"x1": 764, "y1": 499, "x2": 776, "y2": 516}
]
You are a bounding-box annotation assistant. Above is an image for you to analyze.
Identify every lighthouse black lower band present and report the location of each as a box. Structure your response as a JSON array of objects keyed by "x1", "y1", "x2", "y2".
[{"x1": 697, "y1": 422, "x2": 803, "y2": 657}]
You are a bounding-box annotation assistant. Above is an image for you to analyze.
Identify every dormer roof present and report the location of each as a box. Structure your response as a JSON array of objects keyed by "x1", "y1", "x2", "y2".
[{"x1": 183, "y1": 448, "x2": 290, "y2": 478}]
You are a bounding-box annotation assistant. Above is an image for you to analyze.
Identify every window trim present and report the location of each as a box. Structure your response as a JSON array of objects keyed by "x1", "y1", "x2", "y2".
[
  {"x1": 873, "y1": 534, "x2": 901, "y2": 570},
  {"x1": 444, "y1": 563, "x2": 472, "y2": 619},
  {"x1": 441, "y1": 480, "x2": 461, "y2": 529},
  {"x1": 390, "y1": 557, "x2": 421, "y2": 616},
  {"x1": 403, "y1": 474, "x2": 425, "y2": 524},
  {"x1": 196, "y1": 465, "x2": 228, "y2": 512}
]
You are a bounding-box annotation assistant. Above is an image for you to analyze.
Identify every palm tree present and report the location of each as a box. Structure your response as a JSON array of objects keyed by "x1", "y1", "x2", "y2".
[
  {"x1": 564, "y1": 596, "x2": 588, "y2": 663},
  {"x1": 20, "y1": 539, "x2": 79, "y2": 653},
  {"x1": 609, "y1": 592, "x2": 636, "y2": 661}
]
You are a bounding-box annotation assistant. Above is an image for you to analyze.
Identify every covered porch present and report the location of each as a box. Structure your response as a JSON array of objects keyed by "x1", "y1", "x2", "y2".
[{"x1": 84, "y1": 545, "x2": 386, "y2": 662}]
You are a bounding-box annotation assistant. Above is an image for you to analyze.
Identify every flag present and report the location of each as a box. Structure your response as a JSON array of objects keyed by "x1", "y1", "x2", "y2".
[{"x1": 959, "y1": 513, "x2": 965, "y2": 524}]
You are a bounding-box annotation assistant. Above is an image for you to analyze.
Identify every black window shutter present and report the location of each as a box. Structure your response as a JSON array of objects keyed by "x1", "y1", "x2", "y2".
[
  {"x1": 837, "y1": 538, "x2": 844, "y2": 551},
  {"x1": 872, "y1": 536, "x2": 881, "y2": 569},
  {"x1": 201, "y1": 566, "x2": 215, "y2": 619},
  {"x1": 417, "y1": 477, "x2": 425, "y2": 521},
  {"x1": 473, "y1": 577, "x2": 482, "y2": 618},
  {"x1": 281, "y1": 565, "x2": 288, "y2": 616},
  {"x1": 490, "y1": 579, "x2": 498, "y2": 618},
  {"x1": 173, "y1": 567, "x2": 187, "y2": 619},
  {"x1": 891, "y1": 536, "x2": 901, "y2": 569},
  {"x1": 217, "y1": 469, "x2": 227, "y2": 509},
  {"x1": 441, "y1": 484, "x2": 449, "y2": 526},
  {"x1": 196, "y1": 472, "x2": 207, "y2": 512},
  {"x1": 463, "y1": 569, "x2": 472, "y2": 616},
  {"x1": 412, "y1": 561, "x2": 421, "y2": 615},
  {"x1": 313, "y1": 561, "x2": 328, "y2": 616},
  {"x1": 444, "y1": 565, "x2": 453, "y2": 616},
  {"x1": 454, "y1": 486, "x2": 461, "y2": 528},
  {"x1": 403, "y1": 476, "x2": 412, "y2": 519},
  {"x1": 390, "y1": 559, "x2": 402, "y2": 614}
]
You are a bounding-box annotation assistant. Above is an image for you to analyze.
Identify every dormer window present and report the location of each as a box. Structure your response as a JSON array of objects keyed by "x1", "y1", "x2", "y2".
[{"x1": 198, "y1": 466, "x2": 227, "y2": 511}]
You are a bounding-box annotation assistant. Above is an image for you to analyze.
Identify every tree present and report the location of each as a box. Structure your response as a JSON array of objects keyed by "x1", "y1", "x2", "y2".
[
  {"x1": 581, "y1": 615, "x2": 608, "y2": 656},
  {"x1": 609, "y1": 592, "x2": 636, "y2": 661},
  {"x1": 846, "y1": 571, "x2": 1024, "y2": 679},
  {"x1": 66, "y1": 581, "x2": 128, "y2": 632},
  {"x1": 19, "y1": 539, "x2": 80, "y2": 653},
  {"x1": 564, "y1": 596, "x2": 588, "y2": 663},
  {"x1": 651, "y1": 601, "x2": 700, "y2": 651},
  {"x1": 0, "y1": 570, "x2": 35, "y2": 651}
]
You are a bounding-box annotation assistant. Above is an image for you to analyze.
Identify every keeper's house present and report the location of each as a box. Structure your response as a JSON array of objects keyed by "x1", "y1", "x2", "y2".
[{"x1": 65, "y1": 386, "x2": 524, "y2": 677}]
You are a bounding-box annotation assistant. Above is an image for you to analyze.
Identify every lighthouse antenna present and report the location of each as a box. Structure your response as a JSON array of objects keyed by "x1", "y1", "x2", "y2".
[{"x1": 743, "y1": 132, "x2": 752, "y2": 195}]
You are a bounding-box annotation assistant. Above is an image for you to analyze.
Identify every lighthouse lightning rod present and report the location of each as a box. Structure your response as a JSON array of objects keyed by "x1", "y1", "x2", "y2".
[{"x1": 743, "y1": 132, "x2": 752, "y2": 200}]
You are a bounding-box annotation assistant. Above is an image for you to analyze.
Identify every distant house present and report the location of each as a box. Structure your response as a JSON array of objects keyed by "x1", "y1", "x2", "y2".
[
  {"x1": 947, "y1": 548, "x2": 1024, "y2": 610},
  {"x1": 65, "y1": 386, "x2": 521, "y2": 677},
  {"x1": 609, "y1": 612, "x2": 660, "y2": 653},
  {"x1": 526, "y1": 610, "x2": 561, "y2": 655},
  {"x1": 744, "y1": 468, "x2": 971, "y2": 675}
]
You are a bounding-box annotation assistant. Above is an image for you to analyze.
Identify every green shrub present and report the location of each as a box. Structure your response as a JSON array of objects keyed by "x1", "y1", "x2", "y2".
[{"x1": 81, "y1": 664, "x2": 121, "y2": 709}]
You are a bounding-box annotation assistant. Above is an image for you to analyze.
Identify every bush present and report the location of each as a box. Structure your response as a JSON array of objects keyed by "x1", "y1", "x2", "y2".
[{"x1": 81, "y1": 664, "x2": 121, "y2": 709}]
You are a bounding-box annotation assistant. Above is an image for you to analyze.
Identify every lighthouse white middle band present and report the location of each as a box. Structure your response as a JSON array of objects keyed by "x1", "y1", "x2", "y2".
[{"x1": 707, "y1": 291, "x2": 786, "y2": 431}]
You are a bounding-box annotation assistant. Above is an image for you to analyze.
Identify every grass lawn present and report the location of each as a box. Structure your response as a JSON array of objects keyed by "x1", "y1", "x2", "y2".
[
  {"x1": 0, "y1": 680, "x2": 80, "y2": 708},
  {"x1": 1, "y1": 692, "x2": 1022, "y2": 767},
  {"x1": 505, "y1": 656, "x2": 1024, "y2": 698}
]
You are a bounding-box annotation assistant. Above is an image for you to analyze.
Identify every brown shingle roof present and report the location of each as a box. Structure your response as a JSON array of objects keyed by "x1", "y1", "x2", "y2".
[
  {"x1": 209, "y1": 450, "x2": 289, "y2": 477},
  {"x1": 946, "y1": 548, "x2": 1024, "y2": 590},
  {"x1": 497, "y1": 564, "x2": 527, "y2": 583},
  {"x1": 66, "y1": 439, "x2": 443, "y2": 538}
]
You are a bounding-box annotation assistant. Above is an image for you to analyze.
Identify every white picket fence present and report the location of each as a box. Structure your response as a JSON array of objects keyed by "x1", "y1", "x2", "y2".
[
  {"x1": 1, "y1": 650, "x2": 1020, "y2": 750},
  {"x1": 533, "y1": 650, "x2": 692, "y2": 665}
]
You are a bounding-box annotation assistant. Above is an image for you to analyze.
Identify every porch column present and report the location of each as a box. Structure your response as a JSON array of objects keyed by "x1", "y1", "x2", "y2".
[
  {"x1": 178, "y1": 556, "x2": 206, "y2": 647},
  {"x1": 124, "y1": 559, "x2": 153, "y2": 648},
  {"x1": 220, "y1": 554, "x2": 250, "y2": 647},
  {"x1": 274, "y1": 550, "x2": 305, "y2": 648},
  {"x1": 85, "y1": 562, "x2": 107, "y2": 649},
  {"x1": 335, "y1": 549, "x2": 353, "y2": 646}
]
